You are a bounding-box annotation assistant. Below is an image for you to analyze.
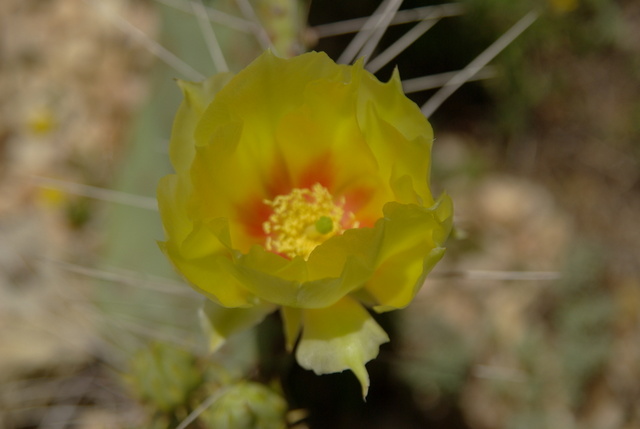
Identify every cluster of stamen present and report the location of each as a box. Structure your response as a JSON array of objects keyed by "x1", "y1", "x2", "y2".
[{"x1": 262, "y1": 183, "x2": 358, "y2": 259}]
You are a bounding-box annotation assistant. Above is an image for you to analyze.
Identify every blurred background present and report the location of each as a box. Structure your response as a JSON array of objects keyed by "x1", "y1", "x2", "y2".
[{"x1": 1, "y1": 0, "x2": 639, "y2": 427}]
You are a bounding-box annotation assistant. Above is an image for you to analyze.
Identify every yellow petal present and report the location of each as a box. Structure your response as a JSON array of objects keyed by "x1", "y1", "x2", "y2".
[
  {"x1": 357, "y1": 82, "x2": 435, "y2": 206},
  {"x1": 199, "y1": 299, "x2": 275, "y2": 352},
  {"x1": 157, "y1": 174, "x2": 191, "y2": 246},
  {"x1": 366, "y1": 194, "x2": 453, "y2": 312},
  {"x1": 159, "y1": 240, "x2": 253, "y2": 308},
  {"x1": 170, "y1": 73, "x2": 234, "y2": 174},
  {"x1": 360, "y1": 68, "x2": 430, "y2": 141},
  {"x1": 233, "y1": 244, "x2": 371, "y2": 309},
  {"x1": 194, "y1": 51, "x2": 348, "y2": 151},
  {"x1": 295, "y1": 295, "x2": 389, "y2": 398},
  {"x1": 188, "y1": 120, "x2": 263, "y2": 252}
]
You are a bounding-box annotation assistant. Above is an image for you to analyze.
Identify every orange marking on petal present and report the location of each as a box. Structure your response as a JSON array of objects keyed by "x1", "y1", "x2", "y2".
[
  {"x1": 344, "y1": 187, "x2": 378, "y2": 228},
  {"x1": 236, "y1": 159, "x2": 291, "y2": 242},
  {"x1": 298, "y1": 154, "x2": 333, "y2": 190},
  {"x1": 238, "y1": 197, "x2": 272, "y2": 239},
  {"x1": 344, "y1": 187, "x2": 372, "y2": 212}
]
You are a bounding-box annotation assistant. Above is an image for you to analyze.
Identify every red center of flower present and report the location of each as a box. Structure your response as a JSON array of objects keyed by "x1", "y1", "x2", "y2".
[{"x1": 262, "y1": 183, "x2": 358, "y2": 259}]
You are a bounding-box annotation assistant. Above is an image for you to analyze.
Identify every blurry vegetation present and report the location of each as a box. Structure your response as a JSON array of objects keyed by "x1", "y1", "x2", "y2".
[
  {"x1": 399, "y1": 317, "x2": 472, "y2": 398},
  {"x1": 550, "y1": 244, "x2": 613, "y2": 408},
  {"x1": 459, "y1": 0, "x2": 627, "y2": 139}
]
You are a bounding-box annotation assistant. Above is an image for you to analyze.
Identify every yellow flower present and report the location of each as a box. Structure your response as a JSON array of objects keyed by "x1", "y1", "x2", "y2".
[{"x1": 157, "y1": 51, "x2": 453, "y2": 397}]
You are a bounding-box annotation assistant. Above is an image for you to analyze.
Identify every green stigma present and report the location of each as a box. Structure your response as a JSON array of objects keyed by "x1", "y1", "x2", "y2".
[{"x1": 315, "y1": 216, "x2": 333, "y2": 234}]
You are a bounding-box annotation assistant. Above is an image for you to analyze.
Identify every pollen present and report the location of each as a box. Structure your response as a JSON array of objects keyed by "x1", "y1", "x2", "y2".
[{"x1": 263, "y1": 183, "x2": 358, "y2": 259}]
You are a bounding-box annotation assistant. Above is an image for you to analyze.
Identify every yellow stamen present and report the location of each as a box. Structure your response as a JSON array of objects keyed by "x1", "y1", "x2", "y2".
[{"x1": 263, "y1": 183, "x2": 358, "y2": 259}]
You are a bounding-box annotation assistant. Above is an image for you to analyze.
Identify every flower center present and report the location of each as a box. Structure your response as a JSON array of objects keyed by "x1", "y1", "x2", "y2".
[{"x1": 262, "y1": 183, "x2": 358, "y2": 259}]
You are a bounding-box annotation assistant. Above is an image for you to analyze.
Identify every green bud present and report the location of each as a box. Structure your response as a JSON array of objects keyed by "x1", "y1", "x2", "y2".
[
  {"x1": 127, "y1": 342, "x2": 202, "y2": 413},
  {"x1": 199, "y1": 381, "x2": 287, "y2": 429}
]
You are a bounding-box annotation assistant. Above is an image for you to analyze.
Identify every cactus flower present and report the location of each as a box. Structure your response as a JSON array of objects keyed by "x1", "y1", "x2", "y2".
[{"x1": 157, "y1": 51, "x2": 453, "y2": 397}]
